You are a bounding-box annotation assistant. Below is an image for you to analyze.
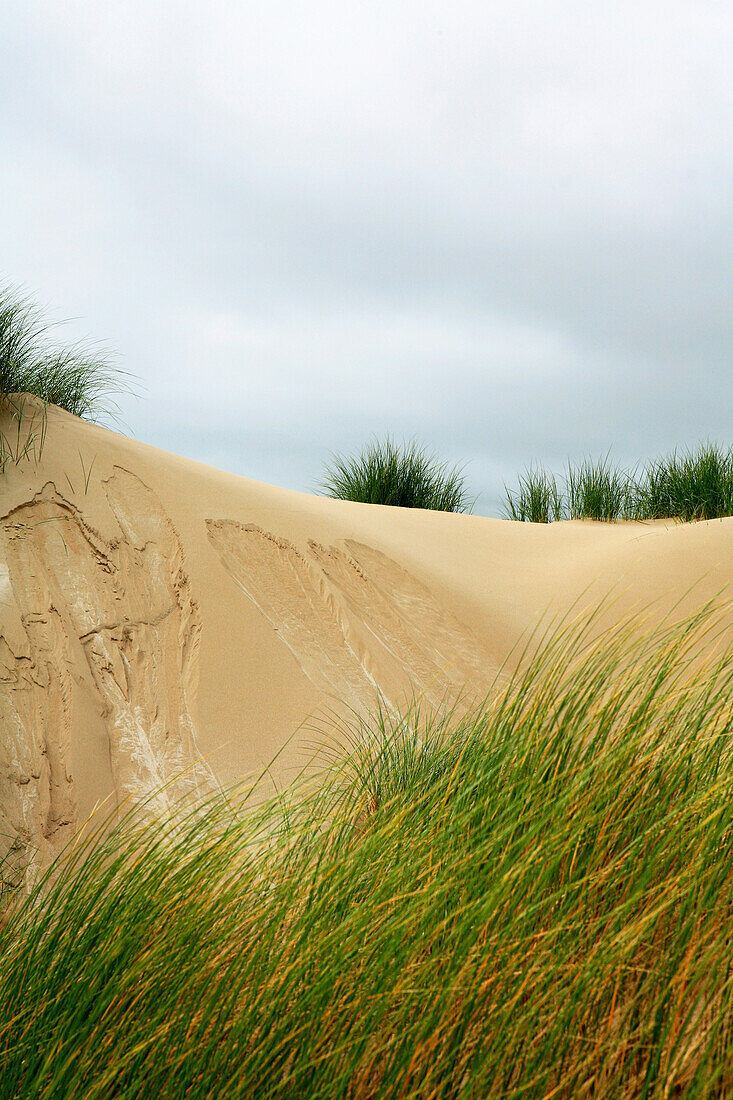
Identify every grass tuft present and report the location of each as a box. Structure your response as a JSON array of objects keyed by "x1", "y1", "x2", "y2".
[
  {"x1": 566, "y1": 453, "x2": 634, "y2": 521},
  {"x1": 505, "y1": 444, "x2": 733, "y2": 523},
  {"x1": 633, "y1": 443, "x2": 733, "y2": 522},
  {"x1": 502, "y1": 463, "x2": 563, "y2": 522},
  {"x1": 0, "y1": 285, "x2": 127, "y2": 422},
  {"x1": 2, "y1": 604, "x2": 733, "y2": 1097},
  {"x1": 320, "y1": 436, "x2": 471, "y2": 512}
]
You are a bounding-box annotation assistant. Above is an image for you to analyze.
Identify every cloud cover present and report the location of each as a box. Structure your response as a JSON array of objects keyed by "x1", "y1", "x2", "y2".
[{"x1": 1, "y1": 0, "x2": 731, "y2": 513}]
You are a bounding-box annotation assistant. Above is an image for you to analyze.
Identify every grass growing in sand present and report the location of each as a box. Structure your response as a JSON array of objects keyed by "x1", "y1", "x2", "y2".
[
  {"x1": 0, "y1": 285, "x2": 126, "y2": 472},
  {"x1": 566, "y1": 453, "x2": 634, "y2": 521},
  {"x1": 321, "y1": 436, "x2": 471, "y2": 512},
  {"x1": 504, "y1": 443, "x2": 733, "y2": 523},
  {"x1": 0, "y1": 286, "x2": 123, "y2": 419},
  {"x1": 501, "y1": 463, "x2": 564, "y2": 523},
  {"x1": 2, "y1": 605, "x2": 733, "y2": 1098},
  {"x1": 633, "y1": 443, "x2": 733, "y2": 523}
]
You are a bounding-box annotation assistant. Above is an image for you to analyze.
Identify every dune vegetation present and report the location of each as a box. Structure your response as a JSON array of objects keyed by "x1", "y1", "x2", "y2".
[
  {"x1": 504, "y1": 444, "x2": 733, "y2": 523},
  {"x1": 0, "y1": 285, "x2": 126, "y2": 473},
  {"x1": 321, "y1": 437, "x2": 732, "y2": 521},
  {"x1": 2, "y1": 603, "x2": 733, "y2": 1098},
  {"x1": 501, "y1": 461, "x2": 565, "y2": 524},
  {"x1": 320, "y1": 436, "x2": 472, "y2": 512},
  {"x1": 0, "y1": 286, "x2": 122, "y2": 420}
]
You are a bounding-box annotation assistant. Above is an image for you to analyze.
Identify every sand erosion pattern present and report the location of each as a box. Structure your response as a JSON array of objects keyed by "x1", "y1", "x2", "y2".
[
  {"x1": 206, "y1": 520, "x2": 492, "y2": 710},
  {"x1": 0, "y1": 469, "x2": 213, "y2": 888}
]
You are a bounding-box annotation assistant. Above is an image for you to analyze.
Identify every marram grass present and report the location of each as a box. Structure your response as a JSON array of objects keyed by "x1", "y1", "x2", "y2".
[
  {"x1": 0, "y1": 285, "x2": 126, "y2": 422},
  {"x1": 566, "y1": 453, "x2": 634, "y2": 521},
  {"x1": 0, "y1": 285, "x2": 129, "y2": 474},
  {"x1": 633, "y1": 444, "x2": 733, "y2": 523},
  {"x1": 502, "y1": 463, "x2": 563, "y2": 523},
  {"x1": 504, "y1": 443, "x2": 733, "y2": 523},
  {"x1": 320, "y1": 436, "x2": 471, "y2": 512},
  {"x1": 2, "y1": 605, "x2": 733, "y2": 1097}
]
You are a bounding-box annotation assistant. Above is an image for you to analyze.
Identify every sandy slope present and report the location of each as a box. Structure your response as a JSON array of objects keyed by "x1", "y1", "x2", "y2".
[{"x1": 1, "y1": 399, "x2": 731, "y2": 884}]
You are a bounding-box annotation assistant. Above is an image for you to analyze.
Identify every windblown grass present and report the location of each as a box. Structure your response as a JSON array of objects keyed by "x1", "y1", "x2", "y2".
[
  {"x1": 0, "y1": 285, "x2": 126, "y2": 423},
  {"x1": 505, "y1": 444, "x2": 733, "y2": 523},
  {"x1": 321, "y1": 436, "x2": 471, "y2": 511},
  {"x1": 2, "y1": 605, "x2": 733, "y2": 1097}
]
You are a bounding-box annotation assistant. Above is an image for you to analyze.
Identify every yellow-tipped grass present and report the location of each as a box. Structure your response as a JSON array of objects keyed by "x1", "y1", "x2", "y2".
[{"x1": 2, "y1": 604, "x2": 733, "y2": 1097}]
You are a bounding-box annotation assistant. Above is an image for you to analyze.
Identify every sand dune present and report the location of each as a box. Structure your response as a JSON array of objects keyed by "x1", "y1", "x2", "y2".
[{"x1": 1, "y1": 399, "x2": 731, "y2": 885}]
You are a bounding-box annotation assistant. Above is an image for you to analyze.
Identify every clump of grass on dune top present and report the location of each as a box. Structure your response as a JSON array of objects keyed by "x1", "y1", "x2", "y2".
[
  {"x1": 505, "y1": 444, "x2": 733, "y2": 523},
  {"x1": 0, "y1": 284, "x2": 126, "y2": 421},
  {"x1": 2, "y1": 604, "x2": 733, "y2": 1098},
  {"x1": 503, "y1": 454, "x2": 633, "y2": 523},
  {"x1": 502, "y1": 463, "x2": 563, "y2": 522},
  {"x1": 566, "y1": 453, "x2": 634, "y2": 521},
  {"x1": 320, "y1": 436, "x2": 471, "y2": 511},
  {"x1": 634, "y1": 443, "x2": 733, "y2": 522}
]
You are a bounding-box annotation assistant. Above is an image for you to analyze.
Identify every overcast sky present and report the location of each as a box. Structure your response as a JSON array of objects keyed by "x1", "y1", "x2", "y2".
[{"x1": 1, "y1": 1, "x2": 731, "y2": 514}]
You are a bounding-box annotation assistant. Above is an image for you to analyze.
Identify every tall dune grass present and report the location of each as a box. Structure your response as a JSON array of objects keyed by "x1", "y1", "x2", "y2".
[
  {"x1": 320, "y1": 436, "x2": 471, "y2": 511},
  {"x1": 566, "y1": 453, "x2": 634, "y2": 521},
  {"x1": 501, "y1": 463, "x2": 563, "y2": 523},
  {"x1": 2, "y1": 605, "x2": 733, "y2": 1097},
  {"x1": 0, "y1": 285, "x2": 125, "y2": 422},
  {"x1": 505, "y1": 444, "x2": 733, "y2": 522},
  {"x1": 633, "y1": 443, "x2": 733, "y2": 522}
]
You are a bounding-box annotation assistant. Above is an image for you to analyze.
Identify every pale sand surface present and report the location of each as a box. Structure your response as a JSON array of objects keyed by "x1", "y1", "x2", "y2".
[{"x1": 1, "y1": 400, "x2": 731, "y2": 881}]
